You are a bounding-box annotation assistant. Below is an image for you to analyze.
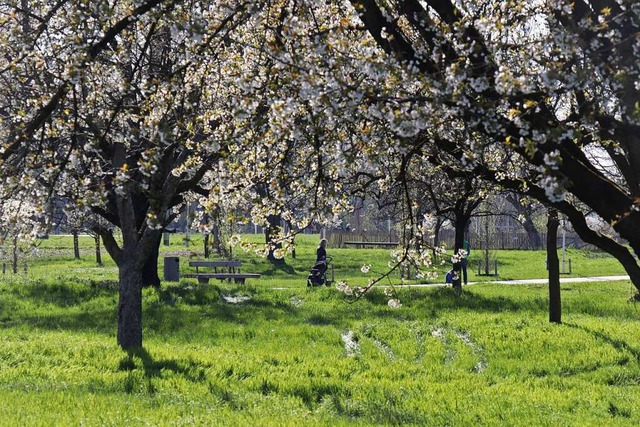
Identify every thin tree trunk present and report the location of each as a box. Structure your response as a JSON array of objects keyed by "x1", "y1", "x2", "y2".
[
  {"x1": 95, "y1": 235, "x2": 102, "y2": 265},
  {"x1": 211, "y1": 222, "x2": 225, "y2": 257},
  {"x1": 204, "y1": 233, "x2": 210, "y2": 258},
  {"x1": 483, "y1": 217, "x2": 491, "y2": 275},
  {"x1": 451, "y1": 215, "x2": 467, "y2": 294},
  {"x1": 73, "y1": 230, "x2": 80, "y2": 259},
  {"x1": 12, "y1": 237, "x2": 18, "y2": 274},
  {"x1": 547, "y1": 209, "x2": 561, "y2": 324}
]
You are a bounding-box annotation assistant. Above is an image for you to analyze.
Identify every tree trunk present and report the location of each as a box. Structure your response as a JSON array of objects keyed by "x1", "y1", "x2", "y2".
[
  {"x1": 454, "y1": 215, "x2": 466, "y2": 254},
  {"x1": 117, "y1": 261, "x2": 144, "y2": 349},
  {"x1": 73, "y1": 230, "x2": 80, "y2": 259},
  {"x1": 451, "y1": 214, "x2": 467, "y2": 294},
  {"x1": 95, "y1": 235, "x2": 102, "y2": 265},
  {"x1": 12, "y1": 237, "x2": 18, "y2": 274},
  {"x1": 432, "y1": 216, "x2": 444, "y2": 259},
  {"x1": 265, "y1": 213, "x2": 284, "y2": 262},
  {"x1": 204, "y1": 233, "x2": 210, "y2": 258},
  {"x1": 141, "y1": 234, "x2": 161, "y2": 288},
  {"x1": 211, "y1": 222, "x2": 226, "y2": 257},
  {"x1": 483, "y1": 217, "x2": 491, "y2": 275},
  {"x1": 547, "y1": 210, "x2": 561, "y2": 324},
  {"x1": 522, "y1": 217, "x2": 543, "y2": 250}
]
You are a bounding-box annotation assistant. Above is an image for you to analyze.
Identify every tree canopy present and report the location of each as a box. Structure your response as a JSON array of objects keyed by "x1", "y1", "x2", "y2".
[{"x1": 2, "y1": 0, "x2": 640, "y2": 347}]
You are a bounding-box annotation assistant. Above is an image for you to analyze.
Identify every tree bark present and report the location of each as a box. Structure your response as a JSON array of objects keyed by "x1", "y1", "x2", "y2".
[
  {"x1": 95, "y1": 235, "x2": 102, "y2": 265},
  {"x1": 547, "y1": 210, "x2": 562, "y2": 324},
  {"x1": 141, "y1": 233, "x2": 161, "y2": 288},
  {"x1": 12, "y1": 237, "x2": 18, "y2": 274},
  {"x1": 117, "y1": 261, "x2": 144, "y2": 348},
  {"x1": 73, "y1": 229, "x2": 80, "y2": 259},
  {"x1": 454, "y1": 214, "x2": 466, "y2": 254}
]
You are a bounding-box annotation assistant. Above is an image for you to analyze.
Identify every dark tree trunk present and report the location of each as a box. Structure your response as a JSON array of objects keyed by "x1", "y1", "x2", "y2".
[
  {"x1": 547, "y1": 210, "x2": 562, "y2": 324},
  {"x1": 454, "y1": 215, "x2": 466, "y2": 254},
  {"x1": 12, "y1": 237, "x2": 18, "y2": 274},
  {"x1": 451, "y1": 214, "x2": 468, "y2": 294},
  {"x1": 73, "y1": 230, "x2": 80, "y2": 259},
  {"x1": 204, "y1": 233, "x2": 210, "y2": 258},
  {"x1": 286, "y1": 221, "x2": 296, "y2": 259},
  {"x1": 483, "y1": 217, "x2": 491, "y2": 275},
  {"x1": 557, "y1": 199, "x2": 640, "y2": 291},
  {"x1": 141, "y1": 233, "x2": 161, "y2": 288},
  {"x1": 95, "y1": 235, "x2": 102, "y2": 265},
  {"x1": 117, "y1": 261, "x2": 144, "y2": 348}
]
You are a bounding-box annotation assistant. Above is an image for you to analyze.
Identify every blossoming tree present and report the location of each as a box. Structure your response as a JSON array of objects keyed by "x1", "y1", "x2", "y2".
[
  {"x1": 347, "y1": 0, "x2": 640, "y2": 288},
  {"x1": 0, "y1": 0, "x2": 413, "y2": 347}
]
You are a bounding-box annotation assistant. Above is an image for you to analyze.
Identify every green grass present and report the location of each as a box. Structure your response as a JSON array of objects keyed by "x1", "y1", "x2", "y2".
[{"x1": 0, "y1": 234, "x2": 638, "y2": 425}]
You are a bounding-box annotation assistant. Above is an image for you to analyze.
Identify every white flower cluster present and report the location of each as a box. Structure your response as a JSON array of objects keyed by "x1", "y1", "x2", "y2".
[
  {"x1": 538, "y1": 175, "x2": 567, "y2": 203},
  {"x1": 451, "y1": 249, "x2": 468, "y2": 264},
  {"x1": 387, "y1": 299, "x2": 402, "y2": 309}
]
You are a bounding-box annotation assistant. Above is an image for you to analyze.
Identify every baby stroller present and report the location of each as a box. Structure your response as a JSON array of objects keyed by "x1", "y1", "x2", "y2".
[{"x1": 307, "y1": 256, "x2": 333, "y2": 287}]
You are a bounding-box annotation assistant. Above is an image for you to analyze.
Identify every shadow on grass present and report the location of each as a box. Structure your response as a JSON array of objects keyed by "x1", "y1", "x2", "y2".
[
  {"x1": 3, "y1": 278, "x2": 118, "y2": 308},
  {"x1": 401, "y1": 286, "x2": 548, "y2": 315},
  {"x1": 260, "y1": 260, "x2": 297, "y2": 276},
  {"x1": 2, "y1": 277, "x2": 555, "y2": 337},
  {"x1": 120, "y1": 347, "x2": 209, "y2": 383},
  {"x1": 118, "y1": 347, "x2": 212, "y2": 395},
  {"x1": 9, "y1": 308, "x2": 116, "y2": 334},
  {"x1": 566, "y1": 322, "x2": 640, "y2": 364}
]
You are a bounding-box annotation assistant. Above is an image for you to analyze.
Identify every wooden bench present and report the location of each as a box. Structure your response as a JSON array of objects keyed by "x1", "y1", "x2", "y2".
[
  {"x1": 183, "y1": 261, "x2": 261, "y2": 284},
  {"x1": 343, "y1": 241, "x2": 399, "y2": 249}
]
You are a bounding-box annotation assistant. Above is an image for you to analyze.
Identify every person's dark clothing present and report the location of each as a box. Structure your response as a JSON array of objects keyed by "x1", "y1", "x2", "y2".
[{"x1": 316, "y1": 246, "x2": 327, "y2": 262}]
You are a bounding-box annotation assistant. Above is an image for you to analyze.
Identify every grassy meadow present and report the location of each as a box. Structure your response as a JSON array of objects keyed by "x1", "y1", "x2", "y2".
[{"x1": 1, "y1": 234, "x2": 639, "y2": 425}]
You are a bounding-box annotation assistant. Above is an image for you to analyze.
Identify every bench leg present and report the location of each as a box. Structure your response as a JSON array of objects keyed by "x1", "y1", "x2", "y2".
[
  {"x1": 197, "y1": 278, "x2": 209, "y2": 284},
  {"x1": 234, "y1": 278, "x2": 246, "y2": 284}
]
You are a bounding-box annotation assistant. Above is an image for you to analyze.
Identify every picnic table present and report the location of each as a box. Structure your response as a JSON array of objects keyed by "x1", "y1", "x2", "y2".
[{"x1": 183, "y1": 260, "x2": 261, "y2": 284}]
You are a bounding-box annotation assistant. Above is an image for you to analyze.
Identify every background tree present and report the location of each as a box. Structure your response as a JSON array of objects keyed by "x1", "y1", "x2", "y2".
[{"x1": 503, "y1": 193, "x2": 544, "y2": 250}]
